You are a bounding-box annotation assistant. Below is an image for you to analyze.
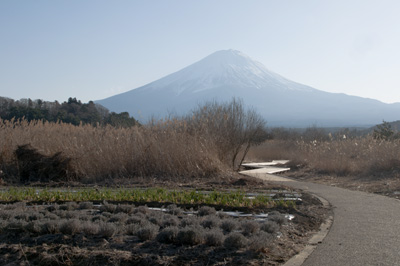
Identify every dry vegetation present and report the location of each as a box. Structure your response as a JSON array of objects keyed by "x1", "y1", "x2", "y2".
[
  {"x1": 0, "y1": 99, "x2": 265, "y2": 185},
  {"x1": 0, "y1": 201, "x2": 314, "y2": 265},
  {"x1": 0, "y1": 118, "x2": 222, "y2": 183},
  {"x1": 247, "y1": 137, "x2": 400, "y2": 177},
  {"x1": 0, "y1": 100, "x2": 335, "y2": 265}
]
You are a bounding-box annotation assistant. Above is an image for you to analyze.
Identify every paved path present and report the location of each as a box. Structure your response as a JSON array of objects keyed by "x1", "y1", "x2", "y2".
[{"x1": 241, "y1": 170, "x2": 400, "y2": 266}]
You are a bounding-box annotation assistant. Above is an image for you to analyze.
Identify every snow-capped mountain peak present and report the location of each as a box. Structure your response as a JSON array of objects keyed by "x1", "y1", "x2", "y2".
[
  {"x1": 97, "y1": 50, "x2": 400, "y2": 127},
  {"x1": 140, "y1": 50, "x2": 315, "y2": 95}
]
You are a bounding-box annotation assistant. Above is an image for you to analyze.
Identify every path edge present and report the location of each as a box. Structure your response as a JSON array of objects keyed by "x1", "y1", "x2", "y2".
[
  {"x1": 283, "y1": 192, "x2": 333, "y2": 266},
  {"x1": 239, "y1": 170, "x2": 333, "y2": 266}
]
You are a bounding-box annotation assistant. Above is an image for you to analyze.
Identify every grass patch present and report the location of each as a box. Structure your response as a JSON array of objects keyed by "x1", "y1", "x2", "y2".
[{"x1": 0, "y1": 187, "x2": 295, "y2": 208}]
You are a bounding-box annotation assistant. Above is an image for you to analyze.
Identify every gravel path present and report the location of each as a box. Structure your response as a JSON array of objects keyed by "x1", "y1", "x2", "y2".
[{"x1": 242, "y1": 170, "x2": 400, "y2": 266}]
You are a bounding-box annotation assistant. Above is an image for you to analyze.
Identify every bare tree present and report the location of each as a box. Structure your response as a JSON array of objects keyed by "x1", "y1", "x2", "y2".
[{"x1": 187, "y1": 98, "x2": 266, "y2": 170}]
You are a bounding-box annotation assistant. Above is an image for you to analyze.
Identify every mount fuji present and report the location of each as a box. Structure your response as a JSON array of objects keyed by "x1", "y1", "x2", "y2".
[{"x1": 96, "y1": 50, "x2": 400, "y2": 127}]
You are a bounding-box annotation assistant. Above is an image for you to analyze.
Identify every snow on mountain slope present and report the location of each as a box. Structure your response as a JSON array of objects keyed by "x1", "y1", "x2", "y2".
[
  {"x1": 96, "y1": 50, "x2": 400, "y2": 127},
  {"x1": 138, "y1": 50, "x2": 316, "y2": 95}
]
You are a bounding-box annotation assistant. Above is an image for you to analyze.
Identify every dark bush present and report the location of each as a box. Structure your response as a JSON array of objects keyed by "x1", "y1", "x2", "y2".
[
  {"x1": 60, "y1": 219, "x2": 80, "y2": 235},
  {"x1": 220, "y1": 219, "x2": 238, "y2": 233},
  {"x1": 59, "y1": 202, "x2": 78, "y2": 211},
  {"x1": 180, "y1": 216, "x2": 198, "y2": 228},
  {"x1": 136, "y1": 223, "x2": 159, "y2": 241},
  {"x1": 147, "y1": 211, "x2": 164, "y2": 226},
  {"x1": 249, "y1": 232, "x2": 274, "y2": 252},
  {"x1": 166, "y1": 204, "x2": 183, "y2": 216},
  {"x1": 161, "y1": 214, "x2": 179, "y2": 228},
  {"x1": 156, "y1": 226, "x2": 179, "y2": 244},
  {"x1": 260, "y1": 221, "x2": 280, "y2": 234},
  {"x1": 25, "y1": 221, "x2": 41, "y2": 234},
  {"x1": 205, "y1": 229, "x2": 225, "y2": 246},
  {"x1": 198, "y1": 206, "x2": 216, "y2": 216},
  {"x1": 176, "y1": 226, "x2": 204, "y2": 246},
  {"x1": 98, "y1": 222, "x2": 117, "y2": 238},
  {"x1": 125, "y1": 224, "x2": 140, "y2": 235},
  {"x1": 79, "y1": 201, "x2": 94, "y2": 210},
  {"x1": 91, "y1": 215, "x2": 108, "y2": 222},
  {"x1": 100, "y1": 202, "x2": 117, "y2": 213},
  {"x1": 200, "y1": 215, "x2": 220, "y2": 229},
  {"x1": 108, "y1": 213, "x2": 128, "y2": 224},
  {"x1": 14, "y1": 144, "x2": 74, "y2": 183},
  {"x1": 81, "y1": 221, "x2": 100, "y2": 235},
  {"x1": 134, "y1": 205, "x2": 150, "y2": 215},
  {"x1": 42, "y1": 221, "x2": 60, "y2": 234},
  {"x1": 116, "y1": 204, "x2": 135, "y2": 214},
  {"x1": 126, "y1": 214, "x2": 146, "y2": 225},
  {"x1": 46, "y1": 204, "x2": 58, "y2": 212},
  {"x1": 241, "y1": 220, "x2": 260, "y2": 236},
  {"x1": 268, "y1": 211, "x2": 286, "y2": 225},
  {"x1": 224, "y1": 232, "x2": 247, "y2": 249}
]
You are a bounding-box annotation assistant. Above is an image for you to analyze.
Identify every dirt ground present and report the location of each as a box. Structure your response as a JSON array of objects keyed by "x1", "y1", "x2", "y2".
[
  {"x1": 0, "y1": 174, "x2": 331, "y2": 266},
  {"x1": 287, "y1": 167, "x2": 400, "y2": 199}
]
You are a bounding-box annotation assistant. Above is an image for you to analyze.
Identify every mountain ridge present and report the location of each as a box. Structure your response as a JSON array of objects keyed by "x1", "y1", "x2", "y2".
[{"x1": 97, "y1": 50, "x2": 400, "y2": 127}]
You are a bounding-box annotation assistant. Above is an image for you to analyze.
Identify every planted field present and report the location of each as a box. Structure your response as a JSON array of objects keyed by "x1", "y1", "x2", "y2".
[
  {"x1": 0, "y1": 198, "x2": 313, "y2": 265},
  {"x1": 0, "y1": 187, "x2": 295, "y2": 209}
]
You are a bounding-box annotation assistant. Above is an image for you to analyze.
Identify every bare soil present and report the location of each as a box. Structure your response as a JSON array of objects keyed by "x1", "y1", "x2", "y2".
[
  {"x1": 0, "y1": 174, "x2": 331, "y2": 265},
  {"x1": 287, "y1": 166, "x2": 400, "y2": 199}
]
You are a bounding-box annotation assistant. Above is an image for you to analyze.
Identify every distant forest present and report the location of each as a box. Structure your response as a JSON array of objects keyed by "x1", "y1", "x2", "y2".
[{"x1": 0, "y1": 97, "x2": 139, "y2": 127}]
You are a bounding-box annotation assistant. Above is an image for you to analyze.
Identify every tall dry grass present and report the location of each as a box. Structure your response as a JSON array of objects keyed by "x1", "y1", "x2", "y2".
[
  {"x1": 247, "y1": 137, "x2": 400, "y2": 177},
  {"x1": 0, "y1": 118, "x2": 225, "y2": 183}
]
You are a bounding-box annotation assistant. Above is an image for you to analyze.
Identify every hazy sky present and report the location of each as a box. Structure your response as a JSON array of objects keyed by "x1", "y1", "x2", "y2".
[{"x1": 1, "y1": 0, "x2": 400, "y2": 103}]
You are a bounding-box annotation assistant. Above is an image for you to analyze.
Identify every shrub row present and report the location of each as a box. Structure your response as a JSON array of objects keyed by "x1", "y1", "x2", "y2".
[{"x1": 0, "y1": 202, "x2": 285, "y2": 252}]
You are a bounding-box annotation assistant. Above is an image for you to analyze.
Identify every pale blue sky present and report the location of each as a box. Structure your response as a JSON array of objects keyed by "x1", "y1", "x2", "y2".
[{"x1": 1, "y1": 0, "x2": 400, "y2": 103}]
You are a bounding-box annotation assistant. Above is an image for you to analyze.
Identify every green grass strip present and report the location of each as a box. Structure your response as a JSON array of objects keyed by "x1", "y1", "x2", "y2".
[{"x1": 0, "y1": 187, "x2": 295, "y2": 208}]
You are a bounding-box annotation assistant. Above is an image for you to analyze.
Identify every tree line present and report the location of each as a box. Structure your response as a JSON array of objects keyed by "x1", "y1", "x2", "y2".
[{"x1": 0, "y1": 97, "x2": 139, "y2": 127}]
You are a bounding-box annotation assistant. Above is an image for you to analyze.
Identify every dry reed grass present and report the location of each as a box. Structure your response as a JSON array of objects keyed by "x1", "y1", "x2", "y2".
[
  {"x1": 0, "y1": 118, "x2": 225, "y2": 183},
  {"x1": 247, "y1": 137, "x2": 400, "y2": 177}
]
